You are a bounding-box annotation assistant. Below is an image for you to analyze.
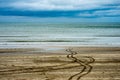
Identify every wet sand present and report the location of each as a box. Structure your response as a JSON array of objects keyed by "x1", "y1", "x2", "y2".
[{"x1": 0, "y1": 47, "x2": 120, "y2": 80}]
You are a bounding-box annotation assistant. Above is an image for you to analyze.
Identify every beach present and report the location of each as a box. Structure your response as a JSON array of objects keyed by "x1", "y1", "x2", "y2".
[
  {"x1": 0, "y1": 47, "x2": 120, "y2": 80},
  {"x1": 0, "y1": 0, "x2": 120, "y2": 79},
  {"x1": 0, "y1": 23, "x2": 120, "y2": 80}
]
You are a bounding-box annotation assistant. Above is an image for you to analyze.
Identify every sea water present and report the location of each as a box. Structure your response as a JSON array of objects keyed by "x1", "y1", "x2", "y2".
[{"x1": 0, "y1": 22, "x2": 120, "y2": 48}]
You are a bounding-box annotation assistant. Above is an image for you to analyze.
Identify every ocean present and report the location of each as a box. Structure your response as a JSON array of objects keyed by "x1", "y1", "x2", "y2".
[{"x1": 0, "y1": 22, "x2": 120, "y2": 48}]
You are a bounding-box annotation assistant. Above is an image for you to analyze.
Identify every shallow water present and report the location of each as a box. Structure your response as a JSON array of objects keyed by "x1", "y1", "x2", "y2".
[{"x1": 0, "y1": 22, "x2": 120, "y2": 48}]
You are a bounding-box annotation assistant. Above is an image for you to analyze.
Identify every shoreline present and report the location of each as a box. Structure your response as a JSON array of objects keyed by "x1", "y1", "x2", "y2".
[
  {"x1": 0, "y1": 46, "x2": 120, "y2": 51},
  {"x1": 0, "y1": 43, "x2": 120, "y2": 50},
  {"x1": 0, "y1": 46, "x2": 120, "y2": 54}
]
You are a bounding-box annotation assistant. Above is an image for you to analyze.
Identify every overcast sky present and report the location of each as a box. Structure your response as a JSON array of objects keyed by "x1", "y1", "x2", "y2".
[{"x1": 0, "y1": 0, "x2": 120, "y2": 22}]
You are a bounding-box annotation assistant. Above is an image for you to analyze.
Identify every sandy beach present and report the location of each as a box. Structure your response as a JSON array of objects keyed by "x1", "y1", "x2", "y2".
[
  {"x1": 0, "y1": 47, "x2": 120, "y2": 80},
  {"x1": 0, "y1": 0, "x2": 120, "y2": 79}
]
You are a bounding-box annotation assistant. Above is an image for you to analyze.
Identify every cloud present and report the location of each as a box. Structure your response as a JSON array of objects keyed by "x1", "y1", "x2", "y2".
[
  {"x1": 78, "y1": 9, "x2": 120, "y2": 17},
  {"x1": 1, "y1": 0, "x2": 119, "y2": 11},
  {"x1": 0, "y1": 0, "x2": 119, "y2": 22},
  {"x1": 95, "y1": 9, "x2": 120, "y2": 16}
]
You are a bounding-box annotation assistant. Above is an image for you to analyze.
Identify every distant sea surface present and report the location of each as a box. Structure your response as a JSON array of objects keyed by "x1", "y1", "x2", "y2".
[{"x1": 0, "y1": 23, "x2": 120, "y2": 48}]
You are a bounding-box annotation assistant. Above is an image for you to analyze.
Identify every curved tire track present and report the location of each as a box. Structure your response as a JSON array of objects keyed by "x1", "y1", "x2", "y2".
[
  {"x1": 0, "y1": 48, "x2": 95, "y2": 80},
  {"x1": 66, "y1": 48, "x2": 95, "y2": 80}
]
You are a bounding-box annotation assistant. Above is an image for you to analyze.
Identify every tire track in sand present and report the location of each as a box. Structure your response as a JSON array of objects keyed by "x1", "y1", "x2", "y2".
[
  {"x1": 66, "y1": 48, "x2": 95, "y2": 80},
  {"x1": 0, "y1": 48, "x2": 95, "y2": 80}
]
